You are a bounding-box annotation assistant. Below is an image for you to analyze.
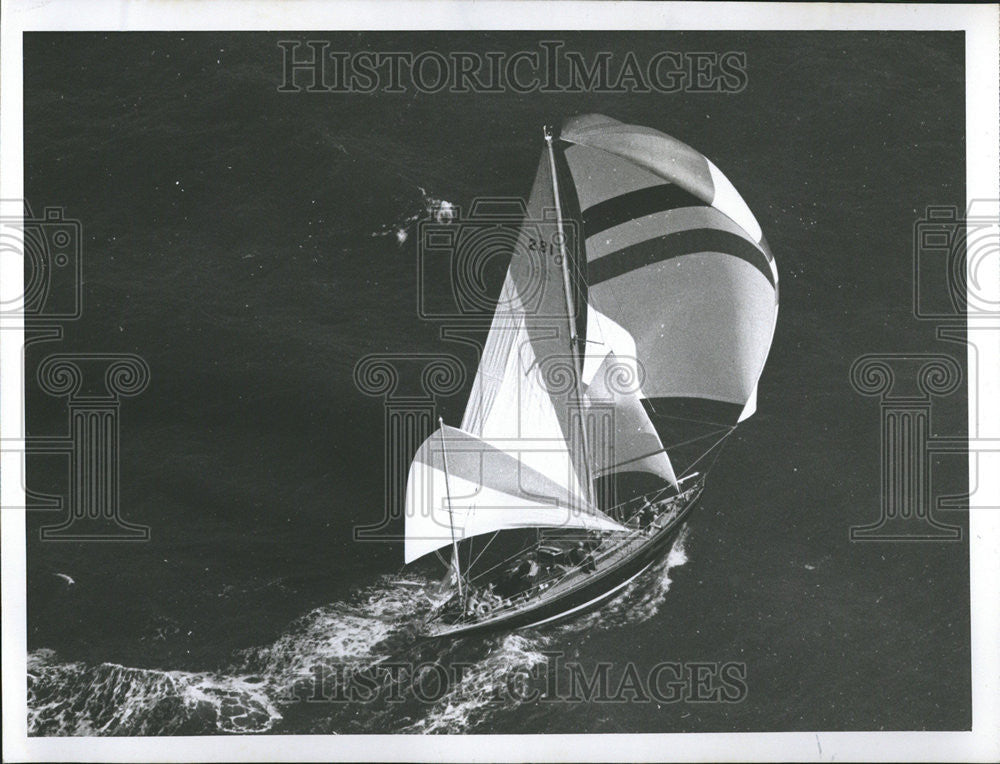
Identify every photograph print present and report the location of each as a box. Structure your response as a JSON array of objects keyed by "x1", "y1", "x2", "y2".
[{"x1": 2, "y1": 4, "x2": 998, "y2": 762}]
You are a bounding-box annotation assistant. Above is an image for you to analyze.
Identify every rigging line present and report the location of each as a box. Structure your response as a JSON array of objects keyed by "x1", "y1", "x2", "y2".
[
  {"x1": 700, "y1": 440, "x2": 729, "y2": 475},
  {"x1": 551, "y1": 136, "x2": 594, "y2": 311},
  {"x1": 574, "y1": 230, "x2": 634, "y2": 341},
  {"x1": 679, "y1": 436, "x2": 729, "y2": 486},
  {"x1": 467, "y1": 542, "x2": 538, "y2": 584},
  {"x1": 467, "y1": 515, "x2": 633, "y2": 585},
  {"x1": 660, "y1": 426, "x2": 734, "y2": 451},
  {"x1": 465, "y1": 506, "x2": 474, "y2": 573},
  {"x1": 620, "y1": 482, "x2": 677, "y2": 510},
  {"x1": 648, "y1": 410, "x2": 742, "y2": 427},
  {"x1": 550, "y1": 141, "x2": 631, "y2": 339},
  {"x1": 627, "y1": 486, "x2": 668, "y2": 506},
  {"x1": 597, "y1": 445, "x2": 674, "y2": 472},
  {"x1": 593, "y1": 423, "x2": 729, "y2": 472},
  {"x1": 467, "y1": 530, "x2": 501, "y2": 573},
  {"x1": 438, "y1": 419, "x2": 464, "y2": 602},
  {"x1": 562, "y1": 195, "x2": 632, "y2": 338},
  {"x1": 466, "y1": 525, "x2": 593, "y2": 584},
  {"x1": 677, "y1": 426, "x2": 736, "y2": 478},
  {"x1": 336, "y1": 131, "x2": 453, "y2": 193}
]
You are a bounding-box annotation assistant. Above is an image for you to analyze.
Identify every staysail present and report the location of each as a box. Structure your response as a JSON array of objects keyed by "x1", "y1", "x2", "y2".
[
  {"x1": 403, "y1": 425, "x2": 624, "y2": 564},
  {"x1": 585, "y1": 351, "x2": 678, "y2": 488}
]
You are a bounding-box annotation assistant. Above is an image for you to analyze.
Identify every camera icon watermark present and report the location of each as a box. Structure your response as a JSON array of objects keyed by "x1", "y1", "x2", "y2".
[
  {"x1": 850, "y1": 200, "x2": 1000, "y2": 541},
  {"x1": 0, "y1": 199, "x2": 82, "y2": 322},
  {"x1": 1, "y1": 198, "x2": 152, "y2": 540},
  {"x1": 416, "y1": 197, "x2": 579, "y2": 321},
  {"x1": 913, "y1": 200, "x2": 1000, "y2": 321}
]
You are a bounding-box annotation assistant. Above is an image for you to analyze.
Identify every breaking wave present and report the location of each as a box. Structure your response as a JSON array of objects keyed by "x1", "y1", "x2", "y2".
[
  {"x1": 28, "y1": 650, "x2": 281, "y2": 736},
  {"x1": 27, "y1": 530, "x2": 689, "y2": 736},
  {"x1": 404, "y1": 528, "x2": 691, "y2": 734}
]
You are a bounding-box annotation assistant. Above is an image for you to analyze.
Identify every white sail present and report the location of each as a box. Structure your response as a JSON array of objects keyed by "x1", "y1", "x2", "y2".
[
  {"x1": 461, "y1": 148, "x2": 592, "y2": 505},
  {"x1": 404, "y1": 426, "x2": 625, "y2": 563},
  {"x1": 404, "y1": 137, "x2": 616, "y2": 564},
  {"x1": 559, "y1": 113, "x2": 779, "y2": 426},
  {"x1": 462, "y1": 274, "x2": 587, "y2": 503},
  {"x1": 577, "y1": 305, "x2": 677, "y2": 488},
  {"x1": 585, "y1": 352, "x2": 678, "y2": 489},
  {"x1": 580, "y1": 303, "x2": 639, "y2": 388}
]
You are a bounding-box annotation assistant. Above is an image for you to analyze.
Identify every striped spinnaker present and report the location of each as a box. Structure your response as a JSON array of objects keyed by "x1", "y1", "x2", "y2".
[{"x1": 559, "y1": 113, "x2": 778, "y2": 426}]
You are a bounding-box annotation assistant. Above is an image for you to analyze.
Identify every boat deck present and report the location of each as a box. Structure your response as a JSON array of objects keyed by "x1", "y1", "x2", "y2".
[{"x1": 422, "y1": 478, "x2": 704, "y2": 637}]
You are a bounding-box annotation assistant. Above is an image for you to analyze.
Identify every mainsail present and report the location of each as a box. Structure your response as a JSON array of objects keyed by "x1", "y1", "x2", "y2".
[
  {"x1": 402, "y1": 114, "x2": 778, "y2": 564},
  {"x1": 461, "y1": 143, "x2": 590, "y2": 499}
]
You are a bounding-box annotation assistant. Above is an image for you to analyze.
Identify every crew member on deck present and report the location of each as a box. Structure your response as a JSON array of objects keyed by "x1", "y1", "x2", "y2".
[
  {"x1": 639, "y1": 503, "x2": 655, "y2": 534},
  {"x1": 570, "y1": 541, "x2": 597, "y2": 573},
  {"x1": 516, "y1": 554, "x2": 540, "y2": 590}
]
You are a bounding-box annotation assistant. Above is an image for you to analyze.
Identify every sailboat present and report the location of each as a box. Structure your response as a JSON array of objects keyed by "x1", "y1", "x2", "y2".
[{"x1": 403, "y1": 114, "x2": 779, "y2": 638}]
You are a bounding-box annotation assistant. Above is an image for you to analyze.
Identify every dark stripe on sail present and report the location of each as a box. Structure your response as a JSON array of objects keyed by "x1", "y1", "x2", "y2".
[
  {"x1": 642, "y1": 397, "x2": 745, "y2": 426},
  {"x1": 588, "y1": 229, "x2": 776, "y2": 288},
  {"x1": 582, "y1": 184, "x2": 706, "y2": 239},
  {"x1": 759, "y1": 234, "x2": 776, "y2": 263}
]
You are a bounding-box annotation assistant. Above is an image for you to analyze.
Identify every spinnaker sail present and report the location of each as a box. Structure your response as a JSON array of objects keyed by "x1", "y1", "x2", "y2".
[{"x1": 559, "y1": 113, "x2": 778, "y2": 425}]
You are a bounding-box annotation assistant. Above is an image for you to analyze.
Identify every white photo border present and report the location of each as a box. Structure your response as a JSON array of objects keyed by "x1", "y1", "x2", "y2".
[{"x1": 2, "y1": 2, "x2": 997, "y2": 762}]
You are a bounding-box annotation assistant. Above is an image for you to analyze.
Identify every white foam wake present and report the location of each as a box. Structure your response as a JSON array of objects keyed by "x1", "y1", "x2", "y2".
[
  {"x1": 28, "y1": 649, "x2": 281, "y2": 735},
  {"x1": 27, "y1": 575, "x2": 437, "y2": 736},
  {"x1": 27, "y1": 530, "x2": 690, "y2": 736},
  {"x1": 404, "y1": 528, "x2": 692, "y2": 734}
]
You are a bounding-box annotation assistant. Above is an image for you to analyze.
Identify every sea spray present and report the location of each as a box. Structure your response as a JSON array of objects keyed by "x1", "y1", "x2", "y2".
[
  {"x1": 371, "y1": 186, "x2": 454, "y2": 245},
  {"x1": 26, "y1": 575, "x2": 436, "y2": 736},
  {"x1": 597, "y1": 525, "x2": 691, "y2": 627},
  {"x1": 399, "y1": 631, "x2": 554, "y2": 734},
  {"x1": 401, "y1": 529, "x2": 692, "y2": 733},
  {"x1": 234, "y1": 575, "x2": 438, "y2": 704},
  {"x1": 26, "y1": 531, "x2": 690, "y2": 735},
  {"x1": 27, "y1": 650, "x2": 280, "y2": 736}
]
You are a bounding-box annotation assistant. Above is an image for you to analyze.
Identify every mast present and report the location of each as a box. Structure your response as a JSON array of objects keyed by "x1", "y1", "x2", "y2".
[
  {"x1": 438, "y1": 418, "x2": 464, "y2": 602},
  {"x1": 544, "y1": 126, "x2": 594, "y2": 506}
]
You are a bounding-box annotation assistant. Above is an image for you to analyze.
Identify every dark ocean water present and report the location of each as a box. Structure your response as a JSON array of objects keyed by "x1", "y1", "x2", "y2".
[{"x1": 23, "y1": 31, "x2": 969, "y2": 734}]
